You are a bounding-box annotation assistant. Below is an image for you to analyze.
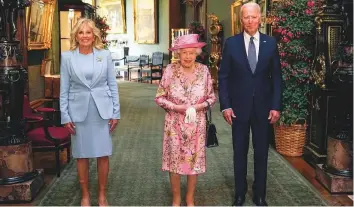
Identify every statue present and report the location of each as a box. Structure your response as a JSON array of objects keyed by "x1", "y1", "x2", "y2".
[
  {"x1": 0, "y1": 0, "x2": 29, "y2": 41},
  {"x1": 0, "y1": 0, "x2": 44, "y2": 201},
  {"x1": 207, "y1": 14, "x2": 223, "y2": 89}
]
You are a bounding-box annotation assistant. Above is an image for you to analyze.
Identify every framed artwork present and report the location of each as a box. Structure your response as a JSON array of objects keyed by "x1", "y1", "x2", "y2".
[
  {"x1": 97, "y1": 0, "x2": 126, "y2": 34},
  {"x1": 198, "y1": 1, "x2": 207, "y2": 31},
  {"x1": 231, "y1": 0, "x2": 243, "y2": 35},
  {"x1": 26, "y1": 0, "x2": 56, "y2": 50},
  {"x1": 133, "y1": 0, "x2": 158, "y2": 44},
  {"x1": 258, "y1": 0, "x2": 267, "y2": 33}
]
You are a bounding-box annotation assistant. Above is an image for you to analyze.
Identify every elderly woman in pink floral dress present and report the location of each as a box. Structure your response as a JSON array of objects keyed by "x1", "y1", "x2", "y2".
[{"x1": 155, "y1": 34, "x2": 216, "y2": 206}]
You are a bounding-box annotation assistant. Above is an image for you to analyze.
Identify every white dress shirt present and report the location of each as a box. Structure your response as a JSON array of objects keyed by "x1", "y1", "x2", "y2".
[{"x1": 244, "y1": 31, "x2": 260, "y2": 61}]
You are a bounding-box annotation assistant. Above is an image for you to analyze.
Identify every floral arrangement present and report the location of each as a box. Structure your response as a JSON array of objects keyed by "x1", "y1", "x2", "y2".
[
  {"x1": 188, "y1": 21, "x2": 208, "y2": 65},
  {"x1": 94, "y1": 15, "x2": 110, "y2": 49},
  {"x1": 268, "y1": 0, "x2": 323, "y2": 125}
]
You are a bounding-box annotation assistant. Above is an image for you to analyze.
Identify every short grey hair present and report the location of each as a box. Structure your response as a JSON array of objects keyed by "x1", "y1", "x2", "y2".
[
  {"x1": 240, "y1": 2, "x2": 261, "y2": 18},
  {"x1": 176, "y1": 48, "x2": 202, "y2": 55}
]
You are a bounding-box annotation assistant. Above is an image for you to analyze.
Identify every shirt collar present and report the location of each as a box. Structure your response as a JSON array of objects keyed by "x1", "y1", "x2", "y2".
[{"x1": 244, "y1": 31, "x2": 260, "y2": 41}]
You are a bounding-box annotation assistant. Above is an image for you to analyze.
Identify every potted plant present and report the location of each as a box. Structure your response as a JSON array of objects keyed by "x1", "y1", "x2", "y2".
[{"x1": 268, "y1": 0, "x2": 322, "y2": 156}]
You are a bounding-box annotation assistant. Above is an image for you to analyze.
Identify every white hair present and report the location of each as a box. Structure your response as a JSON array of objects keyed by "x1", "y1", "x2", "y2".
[
  {"x1": 240, "y1": 2, "x2": 261, "y2": 18},
  {"x1": 176, "y1": 48, "x2": 202, "y2": 55}
]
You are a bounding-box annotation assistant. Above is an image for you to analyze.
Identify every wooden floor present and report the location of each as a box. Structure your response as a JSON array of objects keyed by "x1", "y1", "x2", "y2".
[
  {"x1": 285, "y1": 156, "x2": 353, "y2": 206},
  {"x1": 1, "y1": 150, "x2": 352, "y2": 206}
]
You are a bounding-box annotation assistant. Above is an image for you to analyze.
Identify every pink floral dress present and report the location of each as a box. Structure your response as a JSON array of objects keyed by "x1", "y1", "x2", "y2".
[{"x1": 155, "y1": 63, "x2": 216, "y2": 175}]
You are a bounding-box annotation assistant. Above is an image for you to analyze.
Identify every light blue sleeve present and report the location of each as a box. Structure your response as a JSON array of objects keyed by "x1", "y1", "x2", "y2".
[
  {"x1": 59, "y1": 52, "x2": 72, "y2": 124},
  {"x1": 106, "y1": 51, "x2": 121, "y2": 119}
]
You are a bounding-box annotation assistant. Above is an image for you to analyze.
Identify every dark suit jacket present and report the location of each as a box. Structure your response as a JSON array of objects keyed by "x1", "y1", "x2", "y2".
[{"x1": 218, "y1": 32, "x2": 282, "y2": 122}]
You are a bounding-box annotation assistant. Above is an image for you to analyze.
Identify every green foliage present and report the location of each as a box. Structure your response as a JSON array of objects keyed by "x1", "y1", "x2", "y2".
[{"x1": 269, "y1": 0, "x2": 323, "y2": 125}]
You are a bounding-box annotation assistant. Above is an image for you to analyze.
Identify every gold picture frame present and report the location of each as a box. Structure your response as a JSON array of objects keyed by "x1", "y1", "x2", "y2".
[
  {"x1": 133, "y1": 0, "x2": 158, "y2": 44},
  {"x1": 258, "y1": 0, "x2": 267, "y2": 33},
  {"x1": 231, "y1": 0, "x2": 243, "y2": 35},
  {"x1": 26, "y1": 0, "x2": 56, "y2": 50},
  {"x1": 97, "y1": 0, "x2": 127, "y2": 34}
]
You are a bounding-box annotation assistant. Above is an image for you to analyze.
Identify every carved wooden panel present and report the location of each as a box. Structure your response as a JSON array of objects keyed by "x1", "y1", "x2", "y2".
[
  {"x1": 327, "y1": 26, "x2": 342, "y2": 64},
  {"x1": 44, "y1": 75, "x2": 60, "y2": 99}
]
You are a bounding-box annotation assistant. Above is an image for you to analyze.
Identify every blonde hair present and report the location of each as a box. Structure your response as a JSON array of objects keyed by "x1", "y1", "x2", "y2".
[{"x1": 70, "y1": 18, "x2": 104, "y2": 50}]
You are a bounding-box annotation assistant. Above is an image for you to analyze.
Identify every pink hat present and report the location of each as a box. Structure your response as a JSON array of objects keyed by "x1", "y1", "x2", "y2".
[{"x1": 169, "y1": 34, "x2": 206, "y2": 51}]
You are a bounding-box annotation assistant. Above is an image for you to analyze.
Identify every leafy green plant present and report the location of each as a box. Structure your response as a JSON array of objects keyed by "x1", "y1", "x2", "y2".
[{"x1": 268, "y1": 0, "x2": 323, "y2": 125}]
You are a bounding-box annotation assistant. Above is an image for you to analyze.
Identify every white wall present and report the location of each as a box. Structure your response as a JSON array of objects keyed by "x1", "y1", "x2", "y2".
[{"x1": 107, "y1": 0, "x2": 170, "y2": 65}]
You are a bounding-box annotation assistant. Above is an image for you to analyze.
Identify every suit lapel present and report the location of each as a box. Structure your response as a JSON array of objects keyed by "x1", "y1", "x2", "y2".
[
  {"x1": 72, "y1": 48, "x2": 90, "y2": 88},
  {"x1": 239, "y1": 34, "x2": 253, "y2": 73},
  {"x1": 90, "y1": 48, "x2": 104, "y2": 87},
  {"x1": 254, "y1": 33, "x2": 267, "y2": 73}
]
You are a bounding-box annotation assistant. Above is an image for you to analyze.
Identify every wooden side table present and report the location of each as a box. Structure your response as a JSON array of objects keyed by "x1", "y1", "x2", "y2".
[{"x1": 44, "y1": 75, "x2": 60, "y2": 99}]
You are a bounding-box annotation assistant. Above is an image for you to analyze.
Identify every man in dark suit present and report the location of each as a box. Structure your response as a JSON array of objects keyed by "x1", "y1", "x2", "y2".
[{"x1": 218, "y1": 2, "x2": 282, "y2": 206}]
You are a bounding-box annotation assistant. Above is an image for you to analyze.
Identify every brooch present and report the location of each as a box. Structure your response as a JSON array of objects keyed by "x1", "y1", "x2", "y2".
[{"x1": 96, "y1": 57, "x2": 102, "y2": 62}]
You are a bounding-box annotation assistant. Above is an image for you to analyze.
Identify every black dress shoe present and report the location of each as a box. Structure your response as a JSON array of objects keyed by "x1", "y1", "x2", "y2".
[
  {"x1": 252, "y1": 197, "x2": 268, "y2": 206},
  {"x1": 232, "y1": 195, "x2": 245, "y2": 206}
]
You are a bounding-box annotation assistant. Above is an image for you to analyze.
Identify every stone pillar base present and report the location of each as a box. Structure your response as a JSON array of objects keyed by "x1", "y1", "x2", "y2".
[
  {"x1": 315, "y1": 164, "x2": 353, "y2": 193},
  {"x1": 0, "y1": 142, "x2": 34, "y2": 178},
  {"x1": 0, "y1": 169, "x2": 44, "y2": 202}
]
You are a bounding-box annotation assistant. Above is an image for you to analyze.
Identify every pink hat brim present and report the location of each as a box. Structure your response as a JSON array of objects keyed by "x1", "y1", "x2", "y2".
[{"x1": 169, "y1": 42, "x2": 206, "y2": 51}]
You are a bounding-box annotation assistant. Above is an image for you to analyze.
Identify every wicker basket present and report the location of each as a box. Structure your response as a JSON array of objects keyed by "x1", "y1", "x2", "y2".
[{"x1": 274, "y1": 124, "x2": 307, "y2": 157}]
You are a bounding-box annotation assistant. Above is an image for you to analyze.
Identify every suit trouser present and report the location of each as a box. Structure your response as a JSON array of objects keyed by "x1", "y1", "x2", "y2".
[{"x1": 232, "y1": 106, "x2": 270, "y2": 198}]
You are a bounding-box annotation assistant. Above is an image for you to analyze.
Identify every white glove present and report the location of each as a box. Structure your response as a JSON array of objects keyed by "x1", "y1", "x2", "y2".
[{"x1": 184, "y1": 107, "x2": 197, "y2": 123}]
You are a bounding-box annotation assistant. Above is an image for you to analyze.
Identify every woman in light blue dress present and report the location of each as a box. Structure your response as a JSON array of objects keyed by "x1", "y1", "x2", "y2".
[{"x1": 60, "y1": 18, "x2": 120, "y2": 206}]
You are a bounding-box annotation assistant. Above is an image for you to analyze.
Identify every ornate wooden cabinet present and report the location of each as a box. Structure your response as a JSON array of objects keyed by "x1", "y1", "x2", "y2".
[
  {"x1": 304, "y1": 0, "x2": 353, "y2": 166},
  {"x1": 59, "y1": 0, "x2": 95, "y2": 19},
  {"x1": 44, "y1": 0, "x2": 95, "y2": 100},
  {"x1": 0, "y1": 0, "x2": 44, "y2": 201}
]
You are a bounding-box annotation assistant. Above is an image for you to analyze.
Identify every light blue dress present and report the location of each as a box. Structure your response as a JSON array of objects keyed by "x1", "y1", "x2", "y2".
[{"x1": 71, "y1": 53, "x2": 112, "y2": 158}]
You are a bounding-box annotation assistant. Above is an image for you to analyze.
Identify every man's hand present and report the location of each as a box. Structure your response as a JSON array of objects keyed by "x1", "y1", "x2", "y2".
[
  {"x1": 64, "y1": 122, "x2": 76, "y2": 135},
  {"x1": 109, "y1": 119, "x2": 119, "y2": 132},
  {"x1": 268, "y1": 110, "x2": 280, "y2": 124},
  {"x1": 222, "y1": 108, "x2": 236, "y2": 125}
]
